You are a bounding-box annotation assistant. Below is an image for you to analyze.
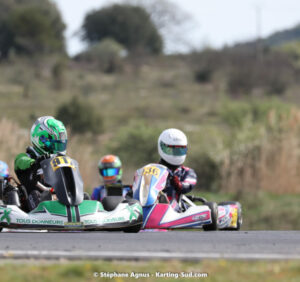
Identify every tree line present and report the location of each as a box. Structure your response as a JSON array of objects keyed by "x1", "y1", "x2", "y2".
[{"x1": 0, "y1": 0, "x2": 166, "y2": 59}]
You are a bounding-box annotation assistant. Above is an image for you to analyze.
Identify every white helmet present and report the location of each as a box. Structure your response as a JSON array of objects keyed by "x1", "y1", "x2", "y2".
[{"x1": 158, "y1": 128, "x2": 188, "y2": 166}]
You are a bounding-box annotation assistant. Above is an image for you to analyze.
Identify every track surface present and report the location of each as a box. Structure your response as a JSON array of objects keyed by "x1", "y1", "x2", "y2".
[{"x1": 0, "y1": 231, "x2": 299, "y2": 260}]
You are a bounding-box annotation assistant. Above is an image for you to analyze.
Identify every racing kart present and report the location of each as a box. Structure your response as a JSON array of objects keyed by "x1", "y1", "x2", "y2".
[
  {"x1": 0, "y1": 155, "x2": 143, "y2": 232},
  {"x1": 132, "y1": 163, "x2": 242, "y2": 231}
]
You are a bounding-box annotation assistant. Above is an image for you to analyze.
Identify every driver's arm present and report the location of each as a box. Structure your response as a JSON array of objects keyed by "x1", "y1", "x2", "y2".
[
  {"x1": 14, "y1": 153, "x2": 35, "y2": 171},
  {"x1": 179, "y1": 168, "x2": 197, "y2": 194}
]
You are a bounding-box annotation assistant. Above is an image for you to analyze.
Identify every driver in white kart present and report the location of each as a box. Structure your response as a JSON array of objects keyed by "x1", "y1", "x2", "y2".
[
  {"x1": 14, "y1": 116, "x2": 68, "y2": 211},
  {"x1": 158, "y1": 128, "x2": 197, "y2": 204}
]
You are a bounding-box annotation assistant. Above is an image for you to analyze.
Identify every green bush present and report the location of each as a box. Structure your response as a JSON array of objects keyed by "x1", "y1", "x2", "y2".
[
  {"x1": 107, "y1": 122, "x2": 162, "y2": 167},
  {"x1": 219, "y1": 99, "x2": 291, "y2": 129},
  {"x1": 56, "y1": 96, "x2": 103, "y2": 135},
  {"x1": 75, "y1": 38, "x2": 125, "y2": 73},
  {"x1": 187, "y1": 152, "x2": 221, "y2": 192},
  {"x1": 194, "y1": 67, "x2": 212, "y2": 83}
]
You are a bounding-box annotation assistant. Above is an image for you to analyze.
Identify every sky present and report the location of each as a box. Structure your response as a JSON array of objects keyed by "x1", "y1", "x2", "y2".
[{"x1": 52, "y1": 0, "x2": 300, "y2": 56}]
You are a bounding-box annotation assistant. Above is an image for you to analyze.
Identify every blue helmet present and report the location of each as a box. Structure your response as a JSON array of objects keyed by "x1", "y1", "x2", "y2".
[{"x1": 0, "y1": 161, "x2": 9, "y2": 178}]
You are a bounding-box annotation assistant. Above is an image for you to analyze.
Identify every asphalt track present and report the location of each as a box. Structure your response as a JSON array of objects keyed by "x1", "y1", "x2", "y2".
[{"x1": 0, "y1": 230, "x2": 299, "y2": 260}]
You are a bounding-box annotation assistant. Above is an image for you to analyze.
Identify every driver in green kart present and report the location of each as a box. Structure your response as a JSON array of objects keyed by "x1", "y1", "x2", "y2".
[{"x1": 14, "y1": 116, "x2": 67, "y2": 211}]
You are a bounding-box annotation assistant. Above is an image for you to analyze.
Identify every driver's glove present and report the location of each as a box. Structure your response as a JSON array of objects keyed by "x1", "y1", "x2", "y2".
[{"x1": 171, "y1": 175, "x2": 183, "y2": 193}]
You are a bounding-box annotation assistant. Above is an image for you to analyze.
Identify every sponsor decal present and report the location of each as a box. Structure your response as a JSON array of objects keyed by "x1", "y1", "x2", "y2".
[
  {"x1": 51, "y1": 156, "x2": 75, "y2": 172},
  {"x1": 64, "y1": 222, "x2": 84, "y2": 227},
  {"x1": 192, "y1": 213, "x2": 209, "y2": 221},
  {"x1": 0, "y1": 207, "x2": 12, "y2": 224},
  {"x1": 126, "y1": 204, "x2": 142, "y2": 222},
  {"x1": 83, "y1": 219, "x2": 98, "y2": 224},
  {"x1": 103, "y1": 217, "x2": 126, "y2": 223},
  {"x1": 16, "y1": 218, "x2": 64, "y2": 225},
  {"x1": 230, "y1": 207, "x2": 238, "y2": 227}
]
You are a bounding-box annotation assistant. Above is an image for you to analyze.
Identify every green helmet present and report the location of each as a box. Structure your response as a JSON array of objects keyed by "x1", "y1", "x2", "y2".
[{"x1": 30, "y1": 116, "x2": 67, "y2": 155}]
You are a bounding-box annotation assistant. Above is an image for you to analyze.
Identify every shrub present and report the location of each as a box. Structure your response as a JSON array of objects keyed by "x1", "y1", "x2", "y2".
[
  {"x1": 187, "y1": 152, "x2": 221, "y2": 192},
  {"x1": 75, "y1": 38, "x2": 125, "y2": 73},
  {"x1": 56, "y1": 96, "x2": 103, "y2": 135},
  {"x1": 107, "y1": 122, "x2": 162, "y2": 167},
  {"x1": 194, "y1": 67, "x2": 212, "y2": 83}
]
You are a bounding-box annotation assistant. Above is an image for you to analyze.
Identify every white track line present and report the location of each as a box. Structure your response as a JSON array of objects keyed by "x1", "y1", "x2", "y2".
[{"x1": 0, "y1": 250, "x2": 299, "y2": 260}]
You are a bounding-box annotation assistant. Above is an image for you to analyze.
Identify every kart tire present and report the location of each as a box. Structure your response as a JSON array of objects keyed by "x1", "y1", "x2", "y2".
[
  {"x1": 203, "y1": 201, "x2": 218, "y2": 231},
  {"x1": 102, "y1": 196, "x2": 124, "y2": 211},
  {"x1": 218, "y1": 201, "x2": 242, "y2": 231},
  {"x1": 123, "y1": 223, "x2": 142, "y2": 233}
]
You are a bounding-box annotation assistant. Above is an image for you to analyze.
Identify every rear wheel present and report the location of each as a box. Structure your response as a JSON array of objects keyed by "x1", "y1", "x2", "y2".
[
  {"x1": 203, "y1": 202, "x2": 218, "y2": 231},
  {"x1": 218, "y1": 201, "x2": 242, "y2": 231}
]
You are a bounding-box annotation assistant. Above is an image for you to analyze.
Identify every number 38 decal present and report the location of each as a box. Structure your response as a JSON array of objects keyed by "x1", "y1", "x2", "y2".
[{"x1": 51, "y1": 156, "x2": 75, "y2": 172}]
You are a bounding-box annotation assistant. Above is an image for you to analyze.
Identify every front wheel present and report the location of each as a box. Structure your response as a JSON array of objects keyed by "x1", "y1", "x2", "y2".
[
  {"x1": 123, "y1": 223, "x2": 142, "y2": 233},
  {"x1": 203, "y1": 202, "x2": 218, "y2": 231}
]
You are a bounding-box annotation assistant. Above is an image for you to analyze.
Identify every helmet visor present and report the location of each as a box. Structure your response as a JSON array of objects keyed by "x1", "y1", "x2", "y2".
[
  {"x1": 49, "y1": 139, "x2": 68, "y2": 152},
  {"x1": 100, "y1": 167, "x2": 120, "y2": 177},
  {"x1": 160, "y1": 141, "x2": 187, "y2": 156},
  {"x1": 41, "y1": 137, "x2": 67, "y2": 153}
]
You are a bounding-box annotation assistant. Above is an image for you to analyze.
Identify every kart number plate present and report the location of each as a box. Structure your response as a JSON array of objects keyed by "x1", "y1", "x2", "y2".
[
  {"x1": 51, "y1": 156, "x2": 75, "y2": 172},
  {"x1": 143, "y1": 166, "x2": 159, "y2": 177}
]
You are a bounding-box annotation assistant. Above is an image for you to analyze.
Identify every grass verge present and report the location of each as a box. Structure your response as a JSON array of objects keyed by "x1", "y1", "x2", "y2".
[{"x1": 0, "y1": 259, "x2": 299, "y2": 282}]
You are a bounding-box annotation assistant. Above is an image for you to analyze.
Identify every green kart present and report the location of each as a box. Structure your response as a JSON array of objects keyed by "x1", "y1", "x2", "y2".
[{"x1": 0, "y1": 155, "x2": 143, "y2": 232}]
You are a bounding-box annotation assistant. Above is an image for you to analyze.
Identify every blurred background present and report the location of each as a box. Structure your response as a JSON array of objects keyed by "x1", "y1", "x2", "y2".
[{"x1": 0, "y1": 0, "x2": 300, "y2": 230}]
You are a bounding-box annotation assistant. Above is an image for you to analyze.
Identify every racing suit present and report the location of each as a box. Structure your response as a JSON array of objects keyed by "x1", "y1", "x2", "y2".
[
  {"x1": 91, "y1": 181, "x2": 132, "y2": 202},
  {"x1": 159, "y1": 159, "x2": 197, "y2": 202},
  {"x1": 14, "y1": 146, "x2": 45, "y2": 211}
]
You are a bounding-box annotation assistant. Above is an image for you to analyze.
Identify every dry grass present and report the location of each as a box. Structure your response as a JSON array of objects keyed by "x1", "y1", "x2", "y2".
[
  {"x1": 221, "y1": 109, "x2": 300, "y2": 194},
  {"x1": 2, "y1": 110, "x2": 300, "y2": 195},
  {"x1": 0, "y1": 118, "x2": 99, "y2": 191},
  {"x1": 0, "y1": 118, "x2": 28, "y2": 176}
]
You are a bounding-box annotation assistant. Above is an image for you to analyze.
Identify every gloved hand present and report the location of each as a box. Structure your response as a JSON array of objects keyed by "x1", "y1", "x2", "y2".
[
  {"x1": 36, "y1": 153, "x2": 51, "y2": 162},
  {"x1": 30, "y1": 154, "x2": 50, "y2": 169},
  {"x1": 171, "y1": 175, "x2": 182, "y2": 192}
]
